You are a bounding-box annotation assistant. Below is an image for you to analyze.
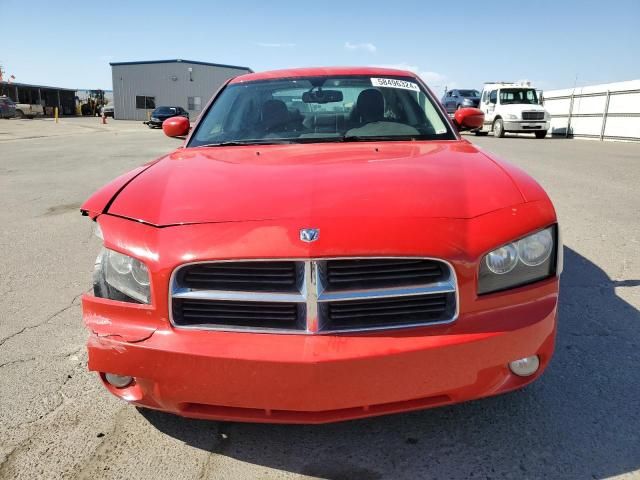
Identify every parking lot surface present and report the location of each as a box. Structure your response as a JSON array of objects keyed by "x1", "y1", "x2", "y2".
[{"x1": 1, "y1": 118, "x2": 639, "y2": 479}]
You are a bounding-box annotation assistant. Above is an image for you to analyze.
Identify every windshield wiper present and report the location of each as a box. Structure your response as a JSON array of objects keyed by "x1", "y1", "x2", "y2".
[
  {"x1": 198, "y1": 139, "x2": 295, "y2": 147},
  {"x1": 342, "y1": 134, "x2": 429, "y2": 142}
]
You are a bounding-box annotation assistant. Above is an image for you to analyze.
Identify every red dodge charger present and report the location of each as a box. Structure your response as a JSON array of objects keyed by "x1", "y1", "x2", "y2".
[{"x1": 81, "y1": 67, "x2": 561, "y2": 424}]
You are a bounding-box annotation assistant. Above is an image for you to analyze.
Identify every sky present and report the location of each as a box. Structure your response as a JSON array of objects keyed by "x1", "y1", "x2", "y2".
[{"x1": 1, "y1": 0, "x2": 639, "y2": 94}]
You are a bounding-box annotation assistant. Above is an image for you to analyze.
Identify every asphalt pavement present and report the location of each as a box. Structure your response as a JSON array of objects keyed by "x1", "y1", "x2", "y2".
[{"x1": 0, "y1": 118, "x2": 638, "y2": 479}]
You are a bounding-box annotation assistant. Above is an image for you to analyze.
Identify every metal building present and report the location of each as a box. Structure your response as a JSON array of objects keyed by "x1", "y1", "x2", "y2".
[{"x1": 110, "y1": 59, "x2": 252, "y2": 121}]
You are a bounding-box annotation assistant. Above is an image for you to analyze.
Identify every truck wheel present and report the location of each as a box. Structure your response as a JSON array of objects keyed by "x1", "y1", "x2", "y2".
[
  {"x1": 535, "y1": 130, "x2": 547, "y2": 139},
  {"x1": 15, "y1": 109, "x2": 24, "y2": 119},
  {"x1": 493, "y1": 118, "x2": 505, "y2": 138}
]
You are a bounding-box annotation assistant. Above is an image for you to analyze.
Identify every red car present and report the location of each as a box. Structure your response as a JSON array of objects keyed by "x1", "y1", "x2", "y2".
[{"x1": 81, "y1": 67, "x2": 561, "y2": 424}]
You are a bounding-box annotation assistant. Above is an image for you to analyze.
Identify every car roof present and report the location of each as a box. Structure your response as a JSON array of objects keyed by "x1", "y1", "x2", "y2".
[{"x1": 230, "y1": 66, "x2": 418, "y2": 84}]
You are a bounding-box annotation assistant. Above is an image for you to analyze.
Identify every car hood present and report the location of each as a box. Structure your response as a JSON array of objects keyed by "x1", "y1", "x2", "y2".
[{"x1": 105, "y1": 141, "x2": 525, "y2": 226}]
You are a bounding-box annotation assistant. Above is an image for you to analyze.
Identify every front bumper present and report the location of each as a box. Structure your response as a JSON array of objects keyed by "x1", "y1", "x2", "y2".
[
  {"x1": 84, "y1": 281, "x2": 557, "y2": 424},
  {"x1": 503, "y1": 120, "x2": 550, "y2": 132}
]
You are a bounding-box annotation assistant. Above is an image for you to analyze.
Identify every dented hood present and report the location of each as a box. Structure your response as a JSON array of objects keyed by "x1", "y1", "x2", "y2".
[{"x1": 101, "y1": 141, "x2": 524, "y2": 226}]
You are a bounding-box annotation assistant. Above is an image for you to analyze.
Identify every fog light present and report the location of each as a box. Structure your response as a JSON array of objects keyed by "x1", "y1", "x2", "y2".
[
  {"x1": 104, "y1": 373, "x2": 133, "y2": 388},
  {"x1": 509, "y1": 355, "x2": 540, "y2": 377}
]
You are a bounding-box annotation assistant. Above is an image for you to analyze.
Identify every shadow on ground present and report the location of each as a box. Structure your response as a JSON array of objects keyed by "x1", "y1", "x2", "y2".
[{"x1": 141, "y1": 247, "x2": 639, "y2": 479}]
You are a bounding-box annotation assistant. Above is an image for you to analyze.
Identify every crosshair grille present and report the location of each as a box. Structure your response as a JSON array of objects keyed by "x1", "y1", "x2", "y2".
[{"x1": 171, "y1": 258, "x2": 457, "y2": 333}]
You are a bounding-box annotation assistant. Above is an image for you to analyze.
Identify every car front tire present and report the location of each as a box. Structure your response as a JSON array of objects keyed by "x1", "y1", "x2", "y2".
[{"x1": 493, "y1": 118, "x2": 505, "y2": 138}]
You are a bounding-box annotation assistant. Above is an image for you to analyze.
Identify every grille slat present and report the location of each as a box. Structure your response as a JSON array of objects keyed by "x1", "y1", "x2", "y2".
[
  {"x1": 329, "y1": 306, "x2": 447, "y2": 320},
  {"x1": 327, "y1": 259, "x2": 426, "y2": 269},
  {"x1": 328, "y1": 298, "x2": 447, "y2": 313},
  {"x1": 328, "y1": 265, "x2": 440, "y2": 275}
]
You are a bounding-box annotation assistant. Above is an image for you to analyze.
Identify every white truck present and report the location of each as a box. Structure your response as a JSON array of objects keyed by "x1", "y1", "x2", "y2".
[
  {"x1": 15, "y1": 102, "x2": 44, "y2": 119},
  {"x1": 476, "y1": 82, "x2": 549, "y2": 138}
]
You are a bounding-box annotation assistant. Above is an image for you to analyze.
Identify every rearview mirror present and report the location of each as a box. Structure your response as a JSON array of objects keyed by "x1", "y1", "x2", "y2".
[
  {"x1": 453, "y1": 108, "x2": 484, "y2": 131},
  {"x1": 302, "y1": 90, "x2": 343, "y2": 104},
  {"x1": 163, "y1": 116, "x2": 190, "y2": 138}
]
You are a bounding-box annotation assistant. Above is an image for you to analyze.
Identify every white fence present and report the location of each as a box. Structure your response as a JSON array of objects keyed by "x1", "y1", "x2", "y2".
[{"x1": 542, "y1": 80, "x2": 640, "y2": 141}]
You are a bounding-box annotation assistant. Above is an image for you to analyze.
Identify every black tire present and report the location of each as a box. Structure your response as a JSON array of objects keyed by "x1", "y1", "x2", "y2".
[
  {"x1": 474, "y1": 130, "x2": 489, "y2": 136},
  {"x1": 15, "y1": 109, "x2": 24, "y2": 119},
  {"x1": 535, "y1": 130, "x2": 547, "y2": 139},
  {"x1": 493, "y1": 118, "x2": 505, "y2": 138}
]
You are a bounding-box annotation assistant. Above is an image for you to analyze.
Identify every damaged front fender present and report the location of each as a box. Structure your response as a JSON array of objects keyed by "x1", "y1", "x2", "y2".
[
  {"x1": 82, "y1": 294, "x2": 159, "y2": 343},
  {"x1": 80, "y1": 159, "x2": 162, "y2": 218}
]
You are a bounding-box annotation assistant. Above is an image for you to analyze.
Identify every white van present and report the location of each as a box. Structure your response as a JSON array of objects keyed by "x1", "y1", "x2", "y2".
[{"x1": 476, "y1": 82, "x2": 549, "y2": 138}]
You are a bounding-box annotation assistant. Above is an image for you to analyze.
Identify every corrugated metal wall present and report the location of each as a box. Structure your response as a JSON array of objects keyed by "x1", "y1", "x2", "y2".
[
  {"x1": 543, "y1": 80, "x2": 640, "y2": 141},
  {"x1": 111, "y1": 61, "x2": 251, "y2": 121}
]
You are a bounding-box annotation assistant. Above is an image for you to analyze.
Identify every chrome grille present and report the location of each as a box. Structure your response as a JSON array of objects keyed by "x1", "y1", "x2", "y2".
[
  {"x1": 170, "y1": 258, "x2": 457, "y2": 333},
  {"x1": 522, "y1": 111, "x2": 545, "y2": 121}
]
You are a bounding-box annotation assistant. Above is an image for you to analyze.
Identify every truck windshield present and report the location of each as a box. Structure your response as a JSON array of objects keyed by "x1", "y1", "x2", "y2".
[
  {"x1": 499, "y1": 88, "x2": 538, "y2": 105},
  {"x1": 188, "y1": 75, "x2": 454, "y2": 147}
]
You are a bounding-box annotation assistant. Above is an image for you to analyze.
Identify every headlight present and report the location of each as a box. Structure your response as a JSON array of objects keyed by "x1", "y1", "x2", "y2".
[
  {"x1": 94, "y1": 248, "x2": 151, "y2": 303},
  {"x1": 478, "y1": 226, "x2": 558, "y2": 295},
  {"x1": 151, "y1": 117, "x2": 159, "y2": 121},
  {"x1": 505, "y1": 114, "x2": 518, "y2": 120},
  {"x1": 517, "y1": 229, "x2": 553, "y2": 266}
]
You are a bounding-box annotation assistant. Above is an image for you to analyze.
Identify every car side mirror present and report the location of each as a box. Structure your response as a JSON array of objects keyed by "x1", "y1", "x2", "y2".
[
  {"x1": 163, "y1": 116, "x2": 190, "y2": 137},
  {"x1": 453, "y1": 108, "x2": 484, "y2": 131}
]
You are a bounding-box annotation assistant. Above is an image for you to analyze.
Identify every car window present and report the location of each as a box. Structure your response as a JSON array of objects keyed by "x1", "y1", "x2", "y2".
[
  {"x1": 489, "y1": 91, "x2": 497, "y2": 104},
  {"x1": 154, "y1": 107, "x2": 177, "y2": 114},
  {"x1": 189, "y1": 75, "x2": 454, "y2": 146}
]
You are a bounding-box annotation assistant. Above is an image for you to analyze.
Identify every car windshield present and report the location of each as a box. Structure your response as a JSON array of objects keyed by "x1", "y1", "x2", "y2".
[
  {"x1": 188, "y1": 75, "x2": 454, "y2": 147},
  {"x1": 458, "y1": 90, "x2": 479, "y2": 97},
  {"x1": 154, "y1": 107, "x2": 176, "y2": 114},
  {"x1": 499, "y1": 88, "x2": 538, "y2": 105}
]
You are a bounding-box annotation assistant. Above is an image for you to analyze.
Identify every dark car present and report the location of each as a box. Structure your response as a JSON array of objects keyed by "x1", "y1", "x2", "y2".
[
  {"x1": 441, "y1": 89, "x2": 480, "y2": 113},
  {"x1": 146, "y1": 106, "x2": 189, "y2": 128},
  {"x1": 0, "y1": 96, "x2": 17, "y2": 119}
]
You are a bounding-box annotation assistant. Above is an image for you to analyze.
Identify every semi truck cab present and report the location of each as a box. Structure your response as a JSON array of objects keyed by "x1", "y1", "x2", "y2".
[{"x1": 477, "y1": 82, "x2": 550, "y2": 138}]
